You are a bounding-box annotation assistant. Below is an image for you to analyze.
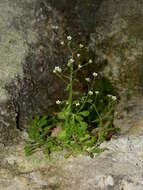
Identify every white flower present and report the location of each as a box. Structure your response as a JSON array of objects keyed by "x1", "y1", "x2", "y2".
[
  {"x1": 60, "y1": 41, "x2": 64, "y2": 45},
  {"x1": 53, "y1": 66, "x2": 62, "y2": 73},
  {"x1": 78, "y1": 64, "x2": 82, "y2": 69},
  {"x1": 69, "y1": 58, "x2": 74, "y2": 63},
  {"x1": 93, "y1": 72, "x2": 98, "y2": 77},
  {"x1": 95, "y1": 91, "x2": 99, "y2": 95},
  {"x1": 85, "y1": 77, "x2": 90, "y2": 82},
  {"x1": 107, "y1": 94, "x2": 117, "y2": 101},
  {"x1": 67, "y1": 35, "x2": 72, "y2": 41},
  {"x1": 89, "y1": 59, "x2": 93, "y2": 64},
  {"x1": 56, "y1": 100, "x2": 61, "y2": 104},
  {"x1": 67, "y1": 58, "x2": 74, "y2": 67},
  {"x1": 79, "y1": 44, "x2": 84, "y2": 48},
  {"x1": 75, "y1": 102, "x2": 80, "y2": 106},
  {"x1": 77, "y1": 53, "x2": 80, "y2": 57},
  {"x1": 88, "y1": 91, "x2": 93, "y2": 95},
  {"x1": 111, "y1": 95, "x2": 117, "y2": 101}
]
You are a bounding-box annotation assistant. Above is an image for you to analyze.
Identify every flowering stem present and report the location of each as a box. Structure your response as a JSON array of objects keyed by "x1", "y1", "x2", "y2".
[
  {"x1": 55, "y1": 72, "x2": 67, "y2": 84},
  {"x1": 93, "y1": 104, "x2": 102, "y2": 123},
  {"x1": 77, "y1": 78, "x2": 95, "y2": 113},
  {"x1": 68, "y1": 62, "x2": 73, "y2": 107},
  {"x1": 72, "y1": 62, "x2": 91, "y2": 75},
  {"x1": 61, "y1": 73, "x2": 70, "y2": 80}
]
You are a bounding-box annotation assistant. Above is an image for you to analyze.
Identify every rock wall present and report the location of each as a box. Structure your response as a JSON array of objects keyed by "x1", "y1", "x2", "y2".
[
  {"x1": 1, "y1": 0, "x2": 143, "y2": 144},
  {"x1": 91, "y1": 0, "x2": 143, "y2": 95},
  {"x1": 0, "y1": 0, "x2": 103, "y2": 144},
  {"x1": 1, "y1": 1, "x2": 143, "y2": 189}
]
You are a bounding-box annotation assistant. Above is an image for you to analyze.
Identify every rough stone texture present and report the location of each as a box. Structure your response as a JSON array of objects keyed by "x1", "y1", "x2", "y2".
[
  {"x1": 114, "y1": 95, "x2": 143, "y2": 135},
  {"x1": 1, "y1": 0, "x2": 143, "y2": 189},
  {"x1": 0, "y1": 0, "x2": 103, "y2": 143},
  {"x1": 0, "y1": 0, "x2": 67, "y2": 142},
  {"x1": 0, "y1": 134, "x2": 143, "y2": 190},
  {"x1": 90, "y1": 0, "x2": 143, "y2": 95}
]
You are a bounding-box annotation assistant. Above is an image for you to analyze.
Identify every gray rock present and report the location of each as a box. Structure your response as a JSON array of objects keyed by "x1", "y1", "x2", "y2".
[
  {"x1": 0, "y1": 135, "x2": 143, "y2": 189},
  {"x1": 90, "y1": 0, "x2": 143, "y2": 95},
  {"x1": 0, "y1": 0, "x2": 103, "y2": 143},
  {"x1": 0, "y1": 0, "x2": 67, "y2": 143}
]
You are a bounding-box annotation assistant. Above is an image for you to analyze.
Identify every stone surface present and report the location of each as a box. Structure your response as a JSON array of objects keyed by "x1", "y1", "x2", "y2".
[
  {"x1": 0, "y1": 0, "x2": 103, "y2": 142},
  {"x1": 0, "y1": 0, "x2": 67, "y2": 142},
  {"x1": 90, "y1": 0, "x2": 143, "y2": 95},
  {"x1": 0, "y1": 134, "x2": 143, "y2": 190},
  {"x1": 114, "y1": 96, "x2": 143, "y2": 135},
  {"x1": 0, "y1": 1, "x2": 143, "y2": 189}
]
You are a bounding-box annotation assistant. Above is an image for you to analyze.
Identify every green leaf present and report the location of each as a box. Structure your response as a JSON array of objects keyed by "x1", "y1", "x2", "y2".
[
  {"x1": 58, "y1": 130, "x2": 67, "y2": 141},
  {"x1": 58, "y1": 112, "x2": 65, "y2": 120},
  {"x1": 75, "y1": 115, "x2": 83, "y2": 122},
  {"x1": 80, "y1": 121, "x2": 88, "y2": 129},
  {"x1": 79, "y1": 134, "x2": 90, "y2": 142},
  {"x1": 87, "y1": 99, "x2": 93, "y2": 103},
  {"x1": 79, "y1": 111, "x2": 89, "y2": 117}
]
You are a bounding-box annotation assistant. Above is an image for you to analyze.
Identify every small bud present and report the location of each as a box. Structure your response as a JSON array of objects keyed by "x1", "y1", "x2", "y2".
[
  {"x1": 60, "y1": 41, "x2": 64, "y2": 45},
  {"x1": 79, "y1": 44, "x2": 84, "y2": 48},
  {"x1": 78, "y1": 64, "x2": 82, "y2": 69},
  {"x1": 85, "y1": 78, "x2": 90, "y2": 82},
  {"x1": 89, "y1": 59, "x2": 93, "y2": 64},
  {"x1": 77, "y1": 53, "x2": 80, "y2": 57}
]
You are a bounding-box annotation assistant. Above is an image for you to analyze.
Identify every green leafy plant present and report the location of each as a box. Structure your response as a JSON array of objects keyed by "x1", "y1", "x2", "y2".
[{"x1": 25, "y1": 36, "x2": 119, "y2": 158}]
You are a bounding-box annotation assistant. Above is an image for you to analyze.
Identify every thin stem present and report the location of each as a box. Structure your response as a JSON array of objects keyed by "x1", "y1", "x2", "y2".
[
  {"x1": 77, "y1": 78, "x2": 95, "y2": 113},
  {"x1": 55, "y1": 73, "x2": 67, "y2": 84},
  {"x1": 93, "y1": 104, "x2": 102, "y2": 122},
  {"x1": 68, "y1": 60, "x2": 73, "y2": 106},
  {"x1": 72, "y1": 62, "x2": 91, "y2": 74},
  {"x1": 61, "y1": 73, "x2": 70, "y2": 80}
]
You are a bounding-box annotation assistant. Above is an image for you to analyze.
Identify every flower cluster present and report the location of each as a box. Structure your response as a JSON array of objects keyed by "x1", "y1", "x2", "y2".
[
  {"x1": 88, "y1": 91, "x2": 93, "y2": 96},
  {"x1": 53, "y1": 66, "x2": 62, "y2": 73},
  {"x1": 93, "y1": 72, "x2": 98, "y2": 77},
  {"x1": 88, "y1": 90, "x2": 100, "y2": 96},
  {"x1": 67, "y1": 36, "x2": 72, "y2": 41},
  {"x1": 56, "y1": 100, "x2": 61, "y2": 104},
  {"x1": 75, "y1": 102, "x2": 80, "y2": 106},
  {"x1": 68, "y1": 58, "x2": 74, "y2": 67},
  {"x1": 85, "y1": 72, "x2": 98, "y2": 83},
  {"x1": 107, "y1": 94, "x2": 117, "y2": 101}
]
